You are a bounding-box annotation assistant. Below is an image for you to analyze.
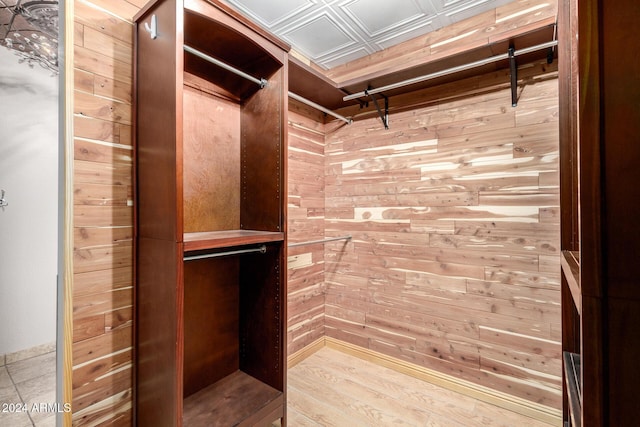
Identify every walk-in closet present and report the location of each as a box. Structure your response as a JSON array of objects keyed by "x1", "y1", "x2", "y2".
[{"x1": 42, "y1": 0, "x2": 640, "y2": 425}]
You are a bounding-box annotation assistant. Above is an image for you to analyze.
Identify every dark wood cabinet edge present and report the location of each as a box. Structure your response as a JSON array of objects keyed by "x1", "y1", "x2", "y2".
[
  {"x1": 134, "y1": 0, "x2": 165, "y2": 22},
  {"x1": 561, "y1": 250, "x2": 581, "y2": 315},
  {"x1": 135, "y1": 0, "x2": 290, "y2": 53},
  {"x1": 563, "y1": 351, "x2": 582, "y2": 427},
  {"x1": 197, "y1": 0, "x2": 290, "y2": 52}
]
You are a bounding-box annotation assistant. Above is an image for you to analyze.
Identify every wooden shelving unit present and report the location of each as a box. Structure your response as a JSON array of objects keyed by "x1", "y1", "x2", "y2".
[
  {"x1": 559, "y1": 0, "x2": 640, "y2": 426},
  {"x1": 134, "y1": 0, "x2": 289, "y2": 425}
]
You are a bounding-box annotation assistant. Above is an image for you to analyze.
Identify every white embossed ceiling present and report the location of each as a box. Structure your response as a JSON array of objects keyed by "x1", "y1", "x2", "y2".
[{"x1": 225, "y1": 0, "x2": 516, "y2": 69}]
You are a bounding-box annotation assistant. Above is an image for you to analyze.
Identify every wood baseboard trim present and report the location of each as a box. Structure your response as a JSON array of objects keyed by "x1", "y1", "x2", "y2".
[
  {"x1": 288, "y1": 337, "x2": 561, "y2": 426},
  {"x1": 287, "y1": 337, "x2": 326, "y2": 369}
]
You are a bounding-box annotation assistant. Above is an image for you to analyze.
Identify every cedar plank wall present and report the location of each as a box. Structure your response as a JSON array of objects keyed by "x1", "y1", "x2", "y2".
[
  {"x1": 325, "y1": 0, "x2": 558, "y2": 85},
  {"x1": 72, "y1": 0, "x2": 143, "y2": 425},
  {"x1": 69, "y1": 0, "x2": 559, "y2": 424},
  {"x1": 324, "y1": 77, "x2": 561, "y2": 409},
  {"x1": 287, "y1": 104, "x2": 327, "y2": 356}
]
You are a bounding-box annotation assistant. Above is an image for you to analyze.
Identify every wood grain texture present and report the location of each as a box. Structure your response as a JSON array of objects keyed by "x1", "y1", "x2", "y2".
[
  {"x1": 325, "y1": 0, "x2": 558, "y2": 85},
  {"x1": 62, "y1": 4, "x2": 76, "y2": 425},
  {"x1": 240, "y1": 67, "x2": 287, "y2": 232},
  {"x1": 183, "y1": 257, "x2": 240, "y2": 397},
  {"x1": 182, "y1": 84, "x2": 241, "y2": 232},
  {"x1": 287, "y1": 345, "x2": 556, "y2": 426},
  {"x1": 558, "y1": 0, "x2": 640, "y2": 425},
  {"x1": 135, "y1": 1, "x2": 289, "y2": 425},
  {"x1": 287, "y1": 106, "x2": 327, "y2": 356},
  {"x1": 323, "y1": 76, "x2": 562, "y2": 410},
  {"x1": 183, "y1": 371, "x2": 283, "y2": 426},
  {"x1": 72, "y1": 1, "x2": 139, "y2": 425},
  {"x1": 70, "y1": 1, "x2": 563, "y2": 424}
]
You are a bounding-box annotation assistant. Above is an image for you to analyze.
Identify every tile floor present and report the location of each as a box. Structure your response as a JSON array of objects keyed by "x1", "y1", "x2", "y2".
[{"x1": 0, "y1": 348, "x2": 56, "y2": 427}]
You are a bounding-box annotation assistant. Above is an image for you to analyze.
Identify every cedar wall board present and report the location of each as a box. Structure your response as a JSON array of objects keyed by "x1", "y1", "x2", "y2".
[
  {"x1": 325, "y1": 0, "x2": 558, "y2": 86},
  {"x1": 287, "y1": 104, "x2": 327, "y2": 356},
  {"x1": 323, "y1": 77, "x2": 561, "y2": 410},
  {"x1": 71, "y1": 0, "x2": 559, "y2": 424},
  {"x1": 72, "y1": 0, "x2": 137, "y2": 425}
]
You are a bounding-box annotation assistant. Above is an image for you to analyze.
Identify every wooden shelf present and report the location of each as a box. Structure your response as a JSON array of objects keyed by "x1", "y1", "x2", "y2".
[
  {"x1": 289, "y1": 56, "x2": 358, "y2": 111},
  {"x1": 183, "y1": 1, "x2": 287, "y2": 101},
  {"x1": 184, "y1": 230, "x2": 285, "y2": 252},
  {"x1": 338, "y1": 21, "x2": 556, "y2": 100},
  {"x1": 563, "y1": 352, "x2": 582, "y2": 427},
  {"x1": 183, "y1": 370, "x2": 283, "y2": 426},
  {"x1": 561, "y1": 250, "x2": 581, "y2": 315}
]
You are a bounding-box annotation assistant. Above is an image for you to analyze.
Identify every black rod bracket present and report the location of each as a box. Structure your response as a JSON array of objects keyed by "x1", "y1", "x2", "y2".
[
  {"x1": 548, "y1": 20, "x2": 557, "y2": 64},
  {"x1": 365, "y1": 89, "x2": 389, "y2": 129},
  {"x1": 508, "y1": 46, "x2": 517, "y2": 107}
]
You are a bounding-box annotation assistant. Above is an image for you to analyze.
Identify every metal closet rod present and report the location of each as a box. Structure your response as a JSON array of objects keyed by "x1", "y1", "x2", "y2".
[
  {"x1": 288, "y1": 91, "x2": 352, "y2": 124},
  {"x1": 288, "y1": 235, "x2": 352, "y2": 248},
  {"x1": 183, "y1": 245, "x2": 267, "y2": 261},
  {"x1": 343, "y1": 40, "x2": 559, "y2": 101},
  {"x1": 181, "y1": 46, "x2": 351, "y2": 124},
  {"x1": 183, "y1": 45, "x2": 268, "y2": 88}
]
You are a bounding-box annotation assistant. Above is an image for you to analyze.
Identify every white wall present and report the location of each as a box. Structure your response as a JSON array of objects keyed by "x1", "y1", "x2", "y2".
[{"x1": 0, "y1": 48, "x2": 58, "y2": 355}]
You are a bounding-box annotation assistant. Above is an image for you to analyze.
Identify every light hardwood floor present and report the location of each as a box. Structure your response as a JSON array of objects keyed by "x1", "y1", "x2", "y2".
[{"x1": 285, "y1": 347, "x2": 554, "y2": 427}]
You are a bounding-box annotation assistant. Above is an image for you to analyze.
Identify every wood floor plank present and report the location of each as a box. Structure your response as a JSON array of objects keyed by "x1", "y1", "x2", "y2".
[
  {"x1": 286, "y1": 406, "x2": 334, "y2": 426},
  {"x1": 289, "y1": 366, "x2": 424, "y2": 425},
  {"x1": 310, "y1": 349, "x2": 488, "y2": 422},
  {"x1": 292, "y1": 364, "x2": 433, "y2": 425},
  {"x1": 286, "y1": 347, "x2": 554, "y2": 426},
  {"x1": 287, "y1": 382, "x2": 367, "y2": 426}
]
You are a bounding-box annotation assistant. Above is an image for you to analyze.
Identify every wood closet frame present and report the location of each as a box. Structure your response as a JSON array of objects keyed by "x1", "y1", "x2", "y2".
[
  {"x1": 559, "y1": 0, "x2": 640, "y2": 425},
  {"x1": 133, "y1": 0, "x2": 289, "y2": 425}
]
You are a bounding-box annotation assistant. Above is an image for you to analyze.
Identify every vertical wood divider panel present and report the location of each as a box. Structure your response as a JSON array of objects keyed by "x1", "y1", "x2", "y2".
[
  {"x1": 559, "y1": 0, "x2": 640, "y2": 425},
  {"x1": 61, "y1": 1, "x2": 74, "y2": 425}
]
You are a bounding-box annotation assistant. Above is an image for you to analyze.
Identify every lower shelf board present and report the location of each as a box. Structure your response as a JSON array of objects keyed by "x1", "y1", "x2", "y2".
[
  {"x1": 183, "y1": 370, "x2": 283, "y2": 426},
  {"x1": 563, "y1": 351, "x2": 581, "y2": 427},
  {"x1": 183, "y1": 230, "x2": 285, "y2": 252}
]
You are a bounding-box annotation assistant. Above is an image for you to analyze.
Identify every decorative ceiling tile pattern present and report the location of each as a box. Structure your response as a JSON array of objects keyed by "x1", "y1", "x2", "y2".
[{"x1": 226, "y1": 0, "x2": 516, "y2": 69}]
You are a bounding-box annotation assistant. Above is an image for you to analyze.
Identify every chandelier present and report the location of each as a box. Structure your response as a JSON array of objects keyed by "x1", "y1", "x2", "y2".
[{"x1": 0, "y1": 0, "x2": 58, "y2": 74}]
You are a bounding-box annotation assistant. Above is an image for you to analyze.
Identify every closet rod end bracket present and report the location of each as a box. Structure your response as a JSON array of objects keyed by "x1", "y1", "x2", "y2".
[
  {"x1": 508, "y1": 46, "x2": 517, "y2": 107},
  {"x1": 365, "y1": 89, "x2": 389, "y2": 130},
  {"x1": 546, "y1": 47, "x2": 555, "y2": 64}
]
